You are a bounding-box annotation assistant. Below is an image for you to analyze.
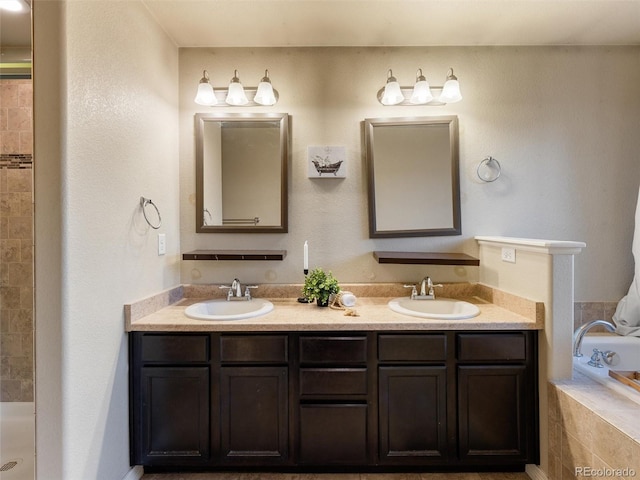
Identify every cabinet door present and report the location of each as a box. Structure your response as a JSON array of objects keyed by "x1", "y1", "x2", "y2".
[
  {"x1": 458, "y1": 365, "x2": 529, "y2": 463},
  {"x1": 139, "y1": 366, "x2": 210, "y2": 465},
  {"x1": 299, "y1": 404, "x2": 368, "y2": 465},
  {"x1": 220, "y1": 366, "x2": 288, "y2": 464},
  {"x1": 378, "y1": 366, "x2": 448, "y2": 463}
]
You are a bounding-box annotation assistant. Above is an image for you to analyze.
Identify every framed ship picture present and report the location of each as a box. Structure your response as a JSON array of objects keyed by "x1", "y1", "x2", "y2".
[{"x1": 307, "y1": 145, "x2": 346, "y2": 178}]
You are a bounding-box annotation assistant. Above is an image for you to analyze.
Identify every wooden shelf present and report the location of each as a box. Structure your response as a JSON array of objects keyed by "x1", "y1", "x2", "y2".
[
  {"x1": 373, "y1": 251, "x2": 479, "y2": 266},
  {"x1": 182, "y1": 250, "x2": 287, "y2": 261}
]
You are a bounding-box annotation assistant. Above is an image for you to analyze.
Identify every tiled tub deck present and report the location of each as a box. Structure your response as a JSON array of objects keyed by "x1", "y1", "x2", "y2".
[{"x1": 548, "y1": 373, "x2": 640, "y2": 480}]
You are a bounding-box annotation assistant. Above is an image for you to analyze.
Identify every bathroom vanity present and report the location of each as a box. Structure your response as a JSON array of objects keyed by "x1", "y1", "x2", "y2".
[{"x1": 127, "y1": 288, "x2": 541, "y2": 472}]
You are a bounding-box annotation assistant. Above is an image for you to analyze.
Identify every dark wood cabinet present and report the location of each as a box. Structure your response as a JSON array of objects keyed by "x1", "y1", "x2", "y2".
[
  {"x1": 130, "y1": 329, "x2": 538, "y2": 471},
  {"x1": 138, "y1": 366, "x2": 211, "y2": 465},
  {"x1": 378, "y1": 366, "x2": 448, "y2": 463},
  {"x1": 129, "y1": 332, "x2": 212, "y2": 466},
  {"x1": 220, "y1": 366, "x2": 288, "y2": 464},
  {"x1": 456, "y1": 332, "x2": 538, "y2": 465},
  {"x1": 458, "y1": 365, "x2": 528, "y2": 461},
  {"x1": 297, "y1": 334, "x2": 372, "y2": 465},
  {"x1": 299, "y1": 403, "x2": 369, "y2": 464}
]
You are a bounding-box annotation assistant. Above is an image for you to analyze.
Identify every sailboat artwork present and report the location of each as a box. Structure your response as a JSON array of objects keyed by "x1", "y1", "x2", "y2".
[{"x1": 308, "y1": 145, "x2": 346, "y2": 178}]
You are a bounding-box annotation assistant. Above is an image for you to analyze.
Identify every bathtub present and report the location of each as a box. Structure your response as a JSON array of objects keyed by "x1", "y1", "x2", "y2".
[
  {"x1": 573, "y1": 334, "x2": 640, "y2": 404},
  {"x1": 0, "y1": 402, "x2": 35, "y2": 480}
]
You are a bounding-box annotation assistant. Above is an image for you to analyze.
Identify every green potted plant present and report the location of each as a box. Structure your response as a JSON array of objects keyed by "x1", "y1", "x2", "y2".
[{"x1": 302, "y1": 267, "x2": 340, "y2": 307}]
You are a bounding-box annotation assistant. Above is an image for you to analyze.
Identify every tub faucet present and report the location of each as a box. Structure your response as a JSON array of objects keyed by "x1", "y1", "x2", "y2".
[{"x1": 572, "y1": 320, "x2": 616, "y2": 357}]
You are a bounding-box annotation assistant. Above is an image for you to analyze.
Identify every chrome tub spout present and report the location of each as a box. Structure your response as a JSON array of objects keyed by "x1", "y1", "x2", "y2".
[{"x1": 573, "y1": 320, "x2": 616, "y2": 357}]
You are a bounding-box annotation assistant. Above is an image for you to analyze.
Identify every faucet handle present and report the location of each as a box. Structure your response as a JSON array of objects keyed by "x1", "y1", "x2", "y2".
[
  {"x1": 403, "y1": 284, "x2": 418, "y2": 299},
  {"x1": 244, "y1": 285, "x2": 258, "y2": 299},
  {"x1": 219, "y1": 284, "x2": 234, "y2": 300}
]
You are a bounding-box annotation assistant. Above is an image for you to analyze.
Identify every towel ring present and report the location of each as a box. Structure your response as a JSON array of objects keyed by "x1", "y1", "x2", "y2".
[
  {"x1": 140, "y1": 197, "x2": 162, "y2": 229},
  {"x1": 477, "y1": 156, "x2": 501, "y2": 182}
]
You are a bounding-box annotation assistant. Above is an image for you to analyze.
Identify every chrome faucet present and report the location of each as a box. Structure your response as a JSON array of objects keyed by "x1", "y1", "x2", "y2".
[
  {"x1": 404, "y1": 276, "x2": 443, "y2": 300},
  {"x1": 231, "y1": 278, "x2": 242, "y2": 297},
  {"x1": 220, "y1": 278, "x2": 244, "y2": 301},
  {"x1": 572, "y1": 320, "x2": 616, "y2": 357}
]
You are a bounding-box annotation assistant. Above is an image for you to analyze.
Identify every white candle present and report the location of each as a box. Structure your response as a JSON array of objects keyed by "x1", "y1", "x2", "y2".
[{"x1": 303, "y1": 241, "x2": 309, "y2": 270}]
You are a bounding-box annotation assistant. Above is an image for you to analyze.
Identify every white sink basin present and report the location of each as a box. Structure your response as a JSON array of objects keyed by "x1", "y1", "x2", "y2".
[
  {"x1": 388, "y1": 297, "x2": 480, "y2": 320},
  {"x1": 185, "y1": 298, "x2": 274, "y2": 321}
]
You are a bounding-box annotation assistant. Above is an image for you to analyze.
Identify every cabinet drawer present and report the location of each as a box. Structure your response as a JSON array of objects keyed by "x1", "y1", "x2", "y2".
[
  {"x1": 378, "y1": 334, "x2": 446, "y2": 362},
  {"x1": 220, "y1": 335, "x2": 288, "y2": 363},
  {"x1": 299, "y1": 336, "x2": 367, "y2": 364},
  {"x1": 140, "y1": 334, "x2": 209, "y2": 363},
  {"x1": 300, "y1": 368, "x2": 368, "y2": 397},
  {"x1": 457, "y1": 333, "x2": 527, "y2": 362}
]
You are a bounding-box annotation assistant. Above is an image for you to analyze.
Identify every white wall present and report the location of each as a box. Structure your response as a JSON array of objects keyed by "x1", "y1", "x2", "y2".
[
  {"x1": 34, "y1": 1, "x2": 180, "y2": 478},
  {"x1": 180, "y1": 47, "x2": 640, "y2": 301}
]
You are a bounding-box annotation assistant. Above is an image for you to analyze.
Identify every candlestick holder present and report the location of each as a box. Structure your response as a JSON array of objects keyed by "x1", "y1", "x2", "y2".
[{"x1": 297, "y1": 268, "x2": 311, "y2": 303}]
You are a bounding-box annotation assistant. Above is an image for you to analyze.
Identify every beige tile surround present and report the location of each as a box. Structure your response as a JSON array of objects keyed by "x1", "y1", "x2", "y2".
[
  {"x1": 574, "y1": 302, "x2": 619, "y2": 332},
  {"x1": 548, "y1": 374, "x2": 640, "y2": 480},
  {"x1": 0, "y1": 79, "x2": 33, "y2": 403},
  {"x1": 0, "y1": 79, "x2": 32, "y2": 156}
]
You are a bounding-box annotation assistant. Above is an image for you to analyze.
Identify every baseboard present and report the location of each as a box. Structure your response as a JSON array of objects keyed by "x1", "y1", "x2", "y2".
[
  {"x1": 122, "y1": 465, "x2": 143, "y2": 480},
  {"x1": 526, "y1": 464, "x2": 548, "y2": 480}
]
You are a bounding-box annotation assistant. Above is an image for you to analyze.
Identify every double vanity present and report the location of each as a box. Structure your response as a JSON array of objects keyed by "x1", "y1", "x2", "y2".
[{"x1": 127, "y1": 282, "x2": 543, "y2": 472}]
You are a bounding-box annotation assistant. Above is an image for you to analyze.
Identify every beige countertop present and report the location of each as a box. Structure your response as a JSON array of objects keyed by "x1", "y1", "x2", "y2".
[{"x1": 125, "y1": 283, "x2": 544, "y2": 332}]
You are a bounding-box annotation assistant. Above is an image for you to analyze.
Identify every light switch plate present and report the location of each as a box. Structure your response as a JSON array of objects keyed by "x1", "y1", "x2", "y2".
[
  {"x1": 158, "y1": 233, "x2": 166, "y2": 256},
  {"x1": 501, "y1": 247, "x2": 516, "y2": 263}
]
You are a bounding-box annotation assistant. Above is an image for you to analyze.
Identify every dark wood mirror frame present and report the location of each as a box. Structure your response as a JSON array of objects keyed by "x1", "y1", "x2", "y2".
[
  {"x1": 365, "y1": 115, "x2": 461, "y2": 238},
  {"x1": 195, "y1": 112, "x2": 289, "y2": 233}
]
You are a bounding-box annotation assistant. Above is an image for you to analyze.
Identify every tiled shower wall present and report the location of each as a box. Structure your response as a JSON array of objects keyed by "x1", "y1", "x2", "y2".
[{"x1": 0, "y1": 79, "x2": 33, "y2": 402}]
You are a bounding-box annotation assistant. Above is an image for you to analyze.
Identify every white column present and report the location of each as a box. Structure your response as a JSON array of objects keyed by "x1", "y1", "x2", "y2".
[{"x1": 475, "y1": 236, "x2": 586, "y2": 479}]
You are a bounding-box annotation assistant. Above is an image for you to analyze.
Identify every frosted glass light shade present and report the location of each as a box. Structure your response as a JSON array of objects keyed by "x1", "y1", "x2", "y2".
[
  {"x1": 226, "y1": 76, "x2": 249, "y2": 105},
  {"x1": 254, "y1": 71, "x2": 277, "y2": 106},
  {"x1": 381, "y1": 72, "x2": 404, "y2": 106},
  {"x1": 439, "y1": 69, "x2": 462, "y2": 103},
  {"x1": 0, "y1": 0, "x2": 24, "y2": 12},
  {"x1": 194, "y1": 82, "x2": 217, "y2": 106},
  {"x1": 254, "y1": 82, "x2": 276, "y2": 105},
  {"x1": 410, "y1": 80, "x2": 433, "y2": 104},
  {"x1": 439, "y1": 79, "x2": 462, "y2": 103}
]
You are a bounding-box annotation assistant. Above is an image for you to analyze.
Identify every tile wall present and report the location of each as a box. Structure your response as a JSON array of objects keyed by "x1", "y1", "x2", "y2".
[
  {"x1": 574, "y1": 302, "x2": 619, "y2": 332},
  {"x1": 0, "y1": 79, "x2": 33, "y2": 402},
  {"x1": 548, "y1": 378, "x2": 640, "y2": 480}
]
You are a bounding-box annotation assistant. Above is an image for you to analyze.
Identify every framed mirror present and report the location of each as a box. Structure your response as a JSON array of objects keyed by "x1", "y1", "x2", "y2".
[
  {"x1": 364, "y1": 115, "x2": 460, "y2": 238},
  {"x1": 195, "y1": 112, "x2": 289, "y2": 233}
]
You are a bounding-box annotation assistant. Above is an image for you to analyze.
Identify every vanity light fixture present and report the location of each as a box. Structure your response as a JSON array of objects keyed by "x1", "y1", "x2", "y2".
[
  {"x1": 194, "y1": 70, "x2": 217, "y2": 106},
  {"x1": 439, "y1": 68, "x2": 463, "y2": 103},
  {"x1": 194, "y1": 69, "x2": 280, "y2": 107},
  {"x1": 254, "y1": 70, "x2": 277, "y2": 106},
  {"x1": 380, "y1": 70, "x2": 404, "y2": 106},
  {"x1": 225, "y1": 70, "x2": 249, "y2": 106},
  {"x1": 410, "y1": 68, "x2": 433, "y2": 104},
  {"x1": 377, "y1": 67, "x2": 462, "y2": 106}
]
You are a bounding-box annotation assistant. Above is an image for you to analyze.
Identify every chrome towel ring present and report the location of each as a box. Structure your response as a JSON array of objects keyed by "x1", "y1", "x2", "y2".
[
  {"x1": 140, "y1": 197, "x2": 162, "y2": 229},
  {"x1": 477, "y1": 156, "x2": 501, "y2": 182}
]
